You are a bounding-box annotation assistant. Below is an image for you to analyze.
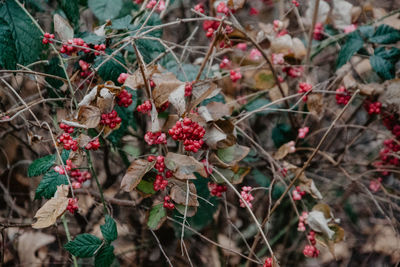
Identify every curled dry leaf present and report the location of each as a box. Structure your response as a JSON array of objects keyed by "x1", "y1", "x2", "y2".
[
  {"x1": 18, "y1": 231, "x2": 56, "y2": 267},
  {"x1": 174, "y1": 204, "x2": 197, "y2": 217},
  {"x1": 331, "y1": 0, "x2": 353, "y2": 29},
  {"x1": 150, "y1": 102, "x2": 161, "y2": 132},
  {"x1": 32, "y1": 185, "x2": 69, "y2": 229},
  {"x1": 307, "y1": 210, "x2": 335, "y2": 239},
  {"x1": 124, "y1": 65, "x2": 159, "y2": 88},
  {"x1": 78, "y1": 86, "x2": 98, "y2": 107},
  {"x1": 307, "y1": 93, "x2": 324, "y2": 118},
  {"x1": 216, "y1": 144, "x2": 250, "y2": 167},
  {"x1": 189, "y1": 83, "x2": 220, "y2": 110},
  {"x1": 77, "y1": 133, "x2": 92, "y2": 148},
  {"x1": 168, "y1": 84, "x2": 186, "y2": 116},
  {"x1": 204, "y1": 124, "x2": 227, "y2": 149},
  {"x1": 304, "y1": 0, "x2": 330, "y2": 26},
  {"x1": 270, "y1": 36, "x2": 306, "y2": 60},
  {"x1": 97, "y1": 88, "x2": 114, "y2": 113},
  {"x1": 54, "y1": 14, "x2": 73, "y2": 41},
  {"x1": 78, "y1": 105, "x2": 101, "y2": 128},
  {"x1": 227, "y1": 0, "x2": 245, "y2": 10},
  {"x1": 198, "y1": 102, "x2": 232, "y2": 122},
  {"x1": 165, "y1": 152, "x2": 207, "y2": 178},
  {"x1": 152, "y1": 72, "x2": 184, "y2": 107},
  {"x1": 120, "y1": 159, "x2": 156, "y2": 192},
  {"x1": 170, "y1": 180, "x2": 199, "y2": 206}
]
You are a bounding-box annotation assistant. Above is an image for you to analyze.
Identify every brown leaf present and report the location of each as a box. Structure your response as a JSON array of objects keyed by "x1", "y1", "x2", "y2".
[
  {"x1": 198, "y1": 101, "x2": 232, "y2": 122},
  {"x1": 168, "y1": 84, "x2": 186, "y2": 116},
  {"x1": 170, "y1": 180, "x2": 199, "y2": 206},
  {"x1": 175, "y1": 204, "x2": 197, "y2": 217},
  {"x1": 273, "y1": 143, "x2": 291, "y2": 160},
  {"x1": 78, "y1": 105, "x2": 101, "y2": 128},
  {"x1": 152, "y1": 72, "x2": 184, "y2": 107},
  {"x1": 216, "y1": 144, "x2": 250, "y2": 166},
  {"x1": 307, "y1": 93, "x2": 324, "y2": 118},
  {"x1": 121, "y1": 159, "x2": 156, "y2": 192},
  {"x1": 32, "y1": 185, "x2": 69, "y2": 229},
  {"x1": 97, "y1": 88, "x2": 114, "y2": 113},
  {"x1": 54, "y1": 14, "x2": 73, "y2": 41},
  {"x1": 189, "y1": 83, "x2": 220, "y2": 111},
  {"x1": 269, "y1": 83, "x2": 289, "y2": 102},
  {"x1": 165, "y1": 152, "x2": 207, "y2": 178},
  {"x1": 124, "y1": 65, "x2": 159, "y2": 88},
  {"x1": 227, "y1": 0, "x2": 245, "y2": 10},
  {"x1": 78, "y1": 86, "x2": 98, "y2": 107},
  {"x1": 161, "y1": 114, "x2": 179, "y2": 132},
  {"x1": 18, "y1": 231, "x2": 55, "y2": 267}
]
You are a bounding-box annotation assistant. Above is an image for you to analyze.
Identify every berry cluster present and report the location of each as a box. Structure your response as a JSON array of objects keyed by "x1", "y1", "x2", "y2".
[
  {"x1": 60, "y1": 38, "x2": 90, "y2": 55},
  {"x1": 307, "y1": 230, "x2": 316, "y2": 245},
  {"x1": 137, "y1": 100, "x2": 152, "y2": 114},
  {"x1": 144, "y1": 131, "x2": 167, "y2": 146},
  {"x1": 154, "y1": 174, "x2": 168, "y2": 191},
  {"x1": 379, "y1": 139, "x2": 400, "y2": 166},
  {"x1": 335, "y1": 86, "x2": 351, "y2": 105},
  {"x1": 57, "y1": 133, "x2": 78, "y2": 151},
  {"x1": 100, "y1": 110, "x2": 122, "y2": 129},
  {"x1": 208, "y1": 182, "x2": 227, "y2": 197},
  {"x1": 273, "y1": 20, "x2": 284, "y2": 32},
  {"x1": 203, "y1": 20, "x2": 220, "y2": 38},
  {"x1": 42, "y1": 32, "x2": 55, "y2": 44},
  {"x1": 85, "y1": 138, "x2": 100, "y2": 150},
  {"x1": 249, "y1": 7, "x2": 259, "y2": 15},
  {"x1": 148, "y1": 155, "x2": 166, "y2": 172},
  {"x1": 369, "y1": 178, "x2": 382, "y2": 192},
  {"x1": 59, "y1": 122, "x2": 74, "y2": 134},
  {"x1": 93, "y1": 44, "x2": 106, "y2": 56},
  {"x1": 313, "y1": 22, "x2": 324, "y2": 40},
  {"x1": 216, "y1": 1, "x2": 229, "y2": 15},
  {"x1": 194, "y1": 3, "x2": 205, "y2": 13},
  {"x1": 298, "y1": 82, "x2": 313, "y2": 102},
  {"x1": 297, "y1": 211, "x2": 308, "y2": 232},
  {"x1": 79, "y1": 60, "x2": 91, "y2": 78},
  {"x1": 230, "y1": 69, "x2": 242, "y2": 83},
  {"x1": 365, "y1": 101, "x2": 382, "y2": 115},
  {"x1": 239, "y1": 186, "x2": 254, "y2": 208},
  {"x1": 249, "y1": 48, "x2": 262, "y2": 61},
  {"x1": 292, "y1": 186, "x2": 306, "y2": 201},
  {"x1": 67, "y1": 198, "x2": 79, "y2": 214},
  {"x1": 236, "y1": 43, "x2": 247, "y2": 51},
  {"x1": 219, "y1": 57, "x2": 231, "y2": 69},
  {"x1": 148, "y1": 155, "x2": 170, "y2": 191},
  {"x1": 163, "y1": 196, "x2": 175, "y2": 209},
  {"x1": 185, "y1": 82, "x2": 193, "y2": 97},
  {"x1": 263, "y1": 258, "x2": 273, "y2": 267},
  {"x1": 146, "y1": 0, "x2": 165, "y2": 12},
  {"x1": 54, "y1": 159, "x2": 91, "y2": 189},
  {"x1": 157, "y1": 101, "x2": 170, "y2": 112},
  {"x1": 272, "y1": 53, "x2": 285, "y2": 65},
  {"x1": 117, "y1": 89, "x2": 133, "y2": 108},
  {"x1": 168, "y1": 118, "x2": 205, "y2": 152},
  {"x1": 283, "y1": 66, "x2": 303, "y2": 78},
  {"x1": 298, "y1": 127, "x2": 309, "y2": 139},
  {"x1": 292, "y1": 0, "x2": 300, "y2": 7},
  {"x1": 117, "y1": 73, "x2": 129, "y2": 84},
  {"x1": 303, "y1": 244, "x2": 319, "y2": 258}
]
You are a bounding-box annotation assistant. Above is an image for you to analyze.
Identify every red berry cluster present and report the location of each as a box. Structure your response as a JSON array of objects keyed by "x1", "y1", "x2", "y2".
[
  {"x1": 157, "y1": 101, "x2": 169, "y2": 112},
  {"x1": 298, "y1": 82, "x2": 313, "y2": 102},
  {"x1": 85, "y1": 138, "x2": 100, "y2": 150},
  {"x1": 42, "y1": 32, "x2": 55, "y2": 44},
  {"x1": 307, "y1": 230, "x2": 316, "y2": 245},
  {"x1": 163, "y1": 196, "x2": 175, "y2": 209},
  {"x1": 67, "y1": 198, "x2": 79, "y2": 214},
  {"x1": 230, "y1": 69, "x2": 242, "y2": 83},
  {"x1": 297, "y1": 211, "x2": 308, "y2": 231},
  {"x1": 185, "y1": 82, "x2": 193, "y2": 97},
  {"x1": 263, "y1": 258, "x2": 273, "y2": 267},
  {"x1": 148, "y1": 155, "x2": 170, "y2": 191},
  {"x1": 59, "y1": 122, "x2": 74, "y2": 134},
  {"x1": 208, "y1": 182, "x2": 227, "y2": 197},
  {"x1": 117, "y1": 89, "x2": 133, "y2": 108},
  {"x1": 168, "y1": 118, "x2": 205, "y2": 153},
  {"x1": 100, "y1": 110, "x2": 122, "y2": 129},
  {"x1": 150, "y1": 79, "x2": 156, "y2": 88},
  {"x1": 219, "y1": 57, "x2": 231, "y2": 69},
  {"x1": 57, "y1": 133, "x2": 78, "y2": 151},
  {"x1": 292, "y1": 0, "x2": 300, "y2": 7},
  {"x1": 137, "y1": 100, "x2": 152, "y2": 114},
  {"x1": 60, "y1": 38, "x2": 90, "y2": 55},
  {"x1": 144, "y1": 131, "x2": 167, "y2": 145},
  {"x1": 283, "y1": 66, "x2": 304, "y2": 78},
  {"x1": 194, "y1": 3, "x2": 205, "y2": 13},
  {"x1": 117, "y1": 73, "x2": 129, "y2": 84},
  {"x1": 93, "y1": 44, "x2": 106, "y2": 56},
  {"x1": 239, "y1": 186, "x2": 254, "y2": 208},
  {"x1": 364, "y1": 101, "x2": 382, "y2": 115},
  {"x1": 203, "y1": 20, "x2": 220, "y2": 38},
  {"x1": 148, "y1": 155, "x2": 166, "y2": 172},
  {"x1": 303, "y1": 244, "x2": 319, "y2": 258},
  {"x1": 313, "y1": 22, "x2": 324, "y2": 40},
  {"x1": 216, "y1": 1, "x2": 230, "y2": 15},
  {"x1": 379, "y1": 139, "x2": 400, "y2": 167},
  {"x1": 54, "y1": 160, "x2": 91, "y2": 189},
  {"x1": 154, "y1": 174, "x2": 168, "y2": 191},
  {"x1": 79, "y1": 60, "x2": 92, "y2": 78},
  {"x1": 292, "y1": 186, "x2": 306, "y2": 201},
  {"x1": 335, "y1": 86, "x2": 351, "y2": 105}
]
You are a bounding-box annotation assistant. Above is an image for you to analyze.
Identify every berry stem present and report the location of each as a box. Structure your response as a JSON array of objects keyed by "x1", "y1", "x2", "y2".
[
  {"x1": 61, "y1": 215, "x2": 78, "y2": 267},
  {"x1": 86, "y1": 151, "x2": 108, "y2": 215}
]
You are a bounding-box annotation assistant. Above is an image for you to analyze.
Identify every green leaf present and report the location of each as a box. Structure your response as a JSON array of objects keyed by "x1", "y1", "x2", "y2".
[
  {"x1": 100, "y1": 215, "x2": 118, "y2": 242},
  {"x1": 369, "y1": 24, "x2": 400, "y2": 44},
  {"x1": 64, "y1": 234, "x2": 103, "y2": 258},
  {"x1": 336, "y1": 31, "x2": 364, "y2": 69},
  {"x1": 374, "y1": 47, "x2": 400, "y2": 63},
  {"x1": 136, "y1": 179, "x2": 156, "y2": 195},
  {"x1": 244, "y1": 98, "x2": 275, "y2": 115},
  {"x1": 370, "y1": 55, "x2": 395, "y2": 80},
  {"x1": 147, "y1": 203, "x2": 167, "y2": 230},
  {"x1": 59, "y1": 0, "x2": 79, "y2": 27},
  {"x1": 271, "y1": 123, "x2": 295, "y2": 148},
  {"x1": 358, "y1": 25, "x2": 374, "y2": 39},
  {"x1": 80, "y1": 32, "x2": 106, "y2": 44},
  {"x1": 110, "y1": 15, "x2": 133, "y2": 30},
  {"x1": 28, "y1": 154, "x2": 56, "y2": 177},
  {"x1": 88, "y1": 0, "x2": 122, "y2": 21},
  {"x1": 0, "y1": 0, "x2": 42, "y2": 66},
  {"x1": 0, "y1": 18, "x2": 17, "y2": 69},
  {"x1": 94, "y1": 50, "x2": 126, "y2": 83},
  {"x1": 251, "y1": 168, "x2": 270, "y2": 187},
  {"x1": 61, "y1": 149, "x2": 71, "y2": 163},
  {"x1": 35, "y1": 170, "x2": 68, "y2": 199},
  {"x1": 45, "y1": 57, "x2": 67, "y2": 89},
  {"x1": 94, "y1": 244, "x2": 115, "y2": 267}
]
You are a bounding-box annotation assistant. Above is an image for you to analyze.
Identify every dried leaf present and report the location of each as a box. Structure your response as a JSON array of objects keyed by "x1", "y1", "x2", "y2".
[
  {"x1": 204, "y1": 124, "x2": 228, "y2": 149},
  {"x1": 216, "y1": 144, "x2": 250, "y2": 166},
  {"x1": 269, "y1": 83, "x2": 289, "y2": 102},
  {"x1": 331, "y1": 0, "x2": 353, "y2": 29},
  {"x1": 120, "y1": 159, "x2": 156, "y2": 192},
  {"x1": 170, "y1": 180, "x2": 199, "y2": 206},
  {"x1": 97, "y1": 88, "x2": 114, "y2": 113},
  {"x1": 307, "y1": 93, "x2": 324, "y2": 118},
  {"x1": 54, "y1": 14, "x2": 73, "y2": 41},
  {"x1": 304, "y1": 0, "x2": 330, "y2": 26},
  {"x1": 168, "y1": 84, "x2": 186, "y2": 116},
  {"x1": 78, "y1": 86, "x2": 98, "y2": 107},
  {"x1": 124, "y1": 65, "x2": 159, "y2": 88},
  {"x1": 32, "y1": 185, "x2": 69, "y2": 229},
  {"x1": 307, "y1": 210, "x2": 335, "y2": 239},
  {"x1": 174, "y1": 204, "x2": 197, "y2": 217},
  {"x1": 198, "y1": 102, "x2": 231, "y2": 122},
  {"x1": 150, "y1": 102, "x2": 160, "y2": 132},
  {"x1": 165, "y1": 152, "x2": 207, "y2": 178},
  {"x1": 227, "y1": 0, "x2": 245, "y2": 10},
  {"x1": 273, "y1": 143, "x2": 291, "y2": 160},
  {"x1": 78, "y1": 105, "x2": 101, "y2": 128},
  {"x1": 152, "y1": 72, "x2": 184, "y2": 107},
  {"x1": 18, "y1": 231, "x2": 55, "y2": 267},
  {"x1": 189, "y1": 83, "x2": 220, "y2": 110}
]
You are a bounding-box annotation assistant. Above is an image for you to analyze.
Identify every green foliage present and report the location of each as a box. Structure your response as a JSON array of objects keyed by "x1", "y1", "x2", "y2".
[
  {"x1": 244, "y1": 98, "x2": 276, "y2": 115},
  {"x1": 136, "y1": 179, "x2": 156, "y2": 195},
  {"x1": 0, "y1": 0, "x2": 42, "y2": 67},
  {"x1": 251, "y1": 168, "x2": 270, "y2": 187},
  {"x1": 101, "y1": 216, "x2": 118, "y2": 242},
  {"x1": 272, "y1": 123, "x2": 295, "y2": 148},
  {"x1": 35, "y1": 170, "x2": 69, "y2": 199},
  {"x1": 94, "y1": 244, "x2": 115, "y2": 267},
  {"x1": 369, "y1": 24, "x2": 400, "y2": 44},
  {"x1": 45, "y1": 57, "x2": 67, "y2": 89},
  {"x1": 88, "y1": 0, "x2": 122, "y2": 21},
  {"x1": 147, "y1": 203, "x2": 166, "y2": 230},
  {"x1": 110, "y1": 15, "x2": 133, "y2": 30},
  {"x1": 370, "y1": 55, "x2": 395, "y2": 80},
  {"x1": 28, "y1": 154, "x2": 56, "y2": 177},
  {"x1": 64, "y1": 234, "x2": 103, "y2": 258},
  {"x1": 59, "y1": 0, "x2": 79, "y2": 27},
  {"x1": 94, "y1": 50, "x2": 127, "y2": 84},
  {"x1": 336, "y1": 31, "x2": 364, "y2": 68},
  {"x1": 80, "y1": 32, "x2": 106, "y2": 44}
]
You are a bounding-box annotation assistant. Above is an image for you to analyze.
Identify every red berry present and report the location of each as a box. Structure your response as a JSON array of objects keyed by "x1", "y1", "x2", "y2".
[{"x1": 117, "y1": 89, "x2": 133, "y2": 108}]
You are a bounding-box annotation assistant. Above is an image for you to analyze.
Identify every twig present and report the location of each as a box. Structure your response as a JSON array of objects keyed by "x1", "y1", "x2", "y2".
[
  {"x1": 62, "y1": 215, "x2": 78, "y2": 267},
  {"x1": 305, "y1": 0, "x2": 320, "y2": 69},
  {"x1": 150, "y1": 229, "x2": 173, "y2": 267}
]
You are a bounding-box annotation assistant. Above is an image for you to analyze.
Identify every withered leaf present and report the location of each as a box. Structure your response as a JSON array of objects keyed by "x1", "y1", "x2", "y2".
[
  {"x1": 170, "y1": 180, "x2": 199, "y2": 206},
  {"x1": 307, "y1": 93, "x2": 324, "y2": 118},
  {"x1": 168, "y1": 84, "x2": 186, "y2": 116},
  {"x1": 121, "y1": 159, "x2": 156, "y2": 192},
  {"x1": 32, "y1": 185, "x2": 69, "y2": 229},
  {"x1": 174, "y1": 204, "x2": 197, "y2": 217},
  {"x1": 124, "y1": 65, "x2": 159, "y2": 88},
  {"x1": 54, "y1": 14, "x2": 73, "y2": 41},
  {"x1": 78, "y1": 105, "x2": 101, "y2": 128},
  {"x1": 165, "y1": 152, "x2": 207, "y2": 178},
  {"x1": 216, "y1": 144, "x2": 250, "y2": 166},
  {"x1": 152, "y1": 72, "x2": 184, "y2": 107},
  {"x1": 198, "y1": 102, "x2": 232, "y2": 122}
]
